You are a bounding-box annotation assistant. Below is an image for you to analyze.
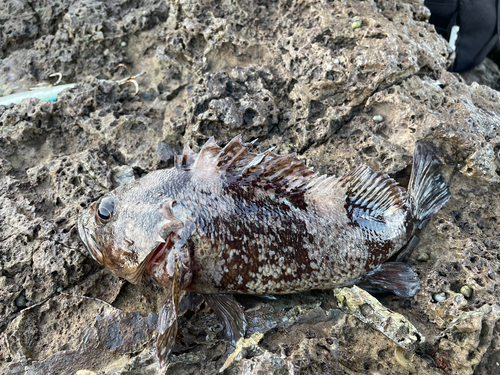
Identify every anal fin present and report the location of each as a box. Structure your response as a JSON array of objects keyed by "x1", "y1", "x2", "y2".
[
  {"x1": 357, "y1": 262, "x2": 420, "y2": 298},
  {"x1": 202, "y1": 294, "x2": 247, "y2": 346}
]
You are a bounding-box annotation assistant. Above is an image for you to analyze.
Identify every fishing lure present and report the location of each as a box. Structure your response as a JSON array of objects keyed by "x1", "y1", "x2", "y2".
[{"x1": 0, "y1": 65, "x2": 143, "y2": 106}]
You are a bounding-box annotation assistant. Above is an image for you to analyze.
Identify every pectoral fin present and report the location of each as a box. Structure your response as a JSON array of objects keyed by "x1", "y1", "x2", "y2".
[
  {"x1": 156, "y1": 260, "x2": 183, "y2": 367},
  {"x1": 357, "y1": 262, "x2": 420, "y2": 298},
  {"x1": 202, "y1": 294, "x2": 247, "y2": 346}
]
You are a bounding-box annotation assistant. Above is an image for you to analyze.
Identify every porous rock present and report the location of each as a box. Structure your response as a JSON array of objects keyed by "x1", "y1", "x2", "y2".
[{"x1": 1, "y1": 0, "x2": 500, "y2": 374}]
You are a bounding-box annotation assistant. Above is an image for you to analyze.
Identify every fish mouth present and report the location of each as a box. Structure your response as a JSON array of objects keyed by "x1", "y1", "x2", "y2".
[
  {"x1": 78, "y1": 213, "x2": 104, "y2": 264},
  {"x1": 144, "y1": 240, "x2": 170, "y2": 275},
  {"x1": 78, "y1": 210, "x2": 149, "y2": 284}
]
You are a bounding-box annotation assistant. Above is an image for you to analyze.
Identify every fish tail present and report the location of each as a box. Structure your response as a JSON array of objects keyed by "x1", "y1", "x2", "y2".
[{"x1": 408, "y1": 144, "x2": 451, "y2": 227}]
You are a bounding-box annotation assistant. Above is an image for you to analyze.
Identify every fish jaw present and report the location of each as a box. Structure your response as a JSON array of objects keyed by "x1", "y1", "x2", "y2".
[
  {"x1": 78, "y1": 203, "x2": 105, "y2": 264},
  {"x1": 77, "y1": 199, "x2": 164, "y2": 284}
]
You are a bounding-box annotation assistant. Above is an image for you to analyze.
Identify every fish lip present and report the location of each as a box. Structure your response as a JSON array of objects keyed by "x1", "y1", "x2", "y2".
[{"x1": 77, "y1": 212, "x2": 104, "y2": 264}]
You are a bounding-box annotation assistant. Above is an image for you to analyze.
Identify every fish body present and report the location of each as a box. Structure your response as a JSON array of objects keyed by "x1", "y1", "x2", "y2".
[
  {"x1": 145, "y1": 160, "x2": 407, "y2": 295},
  {"x1": 78, "y1": 136, "x2": 450, "y2": 366}
]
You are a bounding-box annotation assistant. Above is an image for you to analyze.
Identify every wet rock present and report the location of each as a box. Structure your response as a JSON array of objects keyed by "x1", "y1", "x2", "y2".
[
  {"x1": 220, "y1": 332, "x2": 264, "y2": 372},
  {"x1": 434, "y1": 305, "x2": 500, "y2": 374},
  {"x1": 241, "y1": 351, "x2": 286, "y2": 375},
  {"x1": 1, "y1": 0, "x2": 500, "y2": 374},
  {"x1": 187, "y1": 68, "x2": 280, "y2": 143}
]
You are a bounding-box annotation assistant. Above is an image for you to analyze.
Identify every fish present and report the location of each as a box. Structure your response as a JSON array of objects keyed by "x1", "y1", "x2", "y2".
[{"x1": 78, "y1": 135, "x2": 451, "y2": 366}]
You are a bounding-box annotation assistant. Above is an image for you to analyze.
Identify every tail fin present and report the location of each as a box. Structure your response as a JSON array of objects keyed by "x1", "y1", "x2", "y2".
[{"x1": 408, "y1": 144, "x2": 451, "y2": 227}]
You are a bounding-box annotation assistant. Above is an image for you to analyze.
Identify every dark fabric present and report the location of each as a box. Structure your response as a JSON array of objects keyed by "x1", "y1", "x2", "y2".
[
  {"x1": 425, "y1": 0, "x2": 500, "y2": 72},
  {"x1": 426, "y1": 0, "x2": 458, "y2": 40}
]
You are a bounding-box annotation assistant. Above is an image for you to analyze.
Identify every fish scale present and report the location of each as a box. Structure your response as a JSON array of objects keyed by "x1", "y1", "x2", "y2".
[{"x1": 78, "y1": 135, "x2": 451, "y2": 367}]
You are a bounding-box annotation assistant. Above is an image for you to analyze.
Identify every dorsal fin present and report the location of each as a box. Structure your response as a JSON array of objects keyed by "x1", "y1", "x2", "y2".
[
  {"x1": 344, "y1": 165, "x2": 406, "y2": 219},
  {"x1": 176, "y1": 136, "x2": 408, "y2": 211},
  {"x1": 193, "y1": 137, "x2": 221, "y2": 168},
  {"x1": 217, "y1": 135, "x2": 256, "y2": 170},
  {"x1": 174, "y1": 143, "x2": 197, "y2": 168},
  {"x1": 306, "y1": 175, "x2": 340, "y2": 194},
  {"x1": 176, "y1": 135, "x2": 322, "y2": 193}
]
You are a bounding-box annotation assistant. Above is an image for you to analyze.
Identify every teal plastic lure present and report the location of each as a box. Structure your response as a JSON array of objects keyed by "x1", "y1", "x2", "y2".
[{"x1": 0, "y1": 83, "x2": 77, "y2": 106}]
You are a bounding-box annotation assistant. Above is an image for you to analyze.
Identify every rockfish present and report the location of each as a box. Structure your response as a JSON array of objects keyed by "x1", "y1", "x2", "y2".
[{"x1": 78, "y1": 136, "x2": 450, "y2": 366}]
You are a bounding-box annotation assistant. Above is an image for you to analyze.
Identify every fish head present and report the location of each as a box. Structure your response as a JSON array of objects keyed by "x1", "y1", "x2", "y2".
[{"x1": 78, "y1": 174, "x2": 183, "y2": 284}]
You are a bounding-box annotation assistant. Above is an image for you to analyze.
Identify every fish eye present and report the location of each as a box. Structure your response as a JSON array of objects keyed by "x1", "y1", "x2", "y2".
[{"x1": 96, "y1": 196, "x2": 115, "y2": 223}]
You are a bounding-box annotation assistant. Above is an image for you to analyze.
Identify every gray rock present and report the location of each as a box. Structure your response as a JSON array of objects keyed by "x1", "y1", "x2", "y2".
[{"x1": 1, "y1": 0, "x2": 499, "y2": 374}]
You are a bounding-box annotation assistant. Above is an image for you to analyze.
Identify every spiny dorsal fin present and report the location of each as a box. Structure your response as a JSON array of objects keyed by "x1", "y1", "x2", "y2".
[
  {"x1": 242, "y1": 152, "x2": 317, "y2": 190},
  {"x1": 306, "y1": 174, "x2": 340, "y2": 194},
  {"x1": 177, "y1": 135, "x2": 322, "y2": 193},
  {"x1": 193, "y1": 137, "x2": 221, "y2": 168},
  {"x1": 345, "y1": 165, "x2": 406, "y2": 218},
  {"x1": 217, "y1": 135, "x2": 256, "y2": 170},
  {"x1": 174, "y1": 143, "x2": 197, "y2": 169}
]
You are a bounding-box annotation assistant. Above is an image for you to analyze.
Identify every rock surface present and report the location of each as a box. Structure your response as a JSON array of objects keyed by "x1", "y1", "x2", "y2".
[{"x1": 1, "y1": 0, "x2": 499, "y2": 374}]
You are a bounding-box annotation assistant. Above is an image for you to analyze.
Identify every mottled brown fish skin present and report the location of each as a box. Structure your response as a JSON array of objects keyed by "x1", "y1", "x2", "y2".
[
  {"x1": 148, "y1": 171, "x2": 407, "y2": 295},
  {"x1": 79, "y1": 136, "x2": 438, "y2": 295},
  {"x1": 78, "y1": 136, "x2": 451, "y2": 367}
]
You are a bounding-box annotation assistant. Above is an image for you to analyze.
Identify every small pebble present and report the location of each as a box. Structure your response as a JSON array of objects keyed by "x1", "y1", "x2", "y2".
[
  {"x1": 433, "y1": 292, "x2": 447, "y2": 302},
  {"x1": 351, "y1": 21, "x2": 362, "y2": 29},
  {"x1": 417, "y1": 253, "x2": 429, "y2": 262},
  {"x1": 15, "y1": 293, "x2": 27, "y2": 308},
  {"x1": 373, "y1": 115, "x2": 384, "y2": 122},
  {"x1": 112, "y1": 165, "x2": 135, "y2": 186},
  {"x1": 121, "y1": 41, "x2": 127, "y2": 47},
  {"x1": 460, "y1": 285, "x2": 473, "y2": 298},
  {"x1": 333, "y1": 58, "x2": 340, "y2": 64},
  {"x1": 57, "y1": 286, "x2": 63, "y2": 293}
]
